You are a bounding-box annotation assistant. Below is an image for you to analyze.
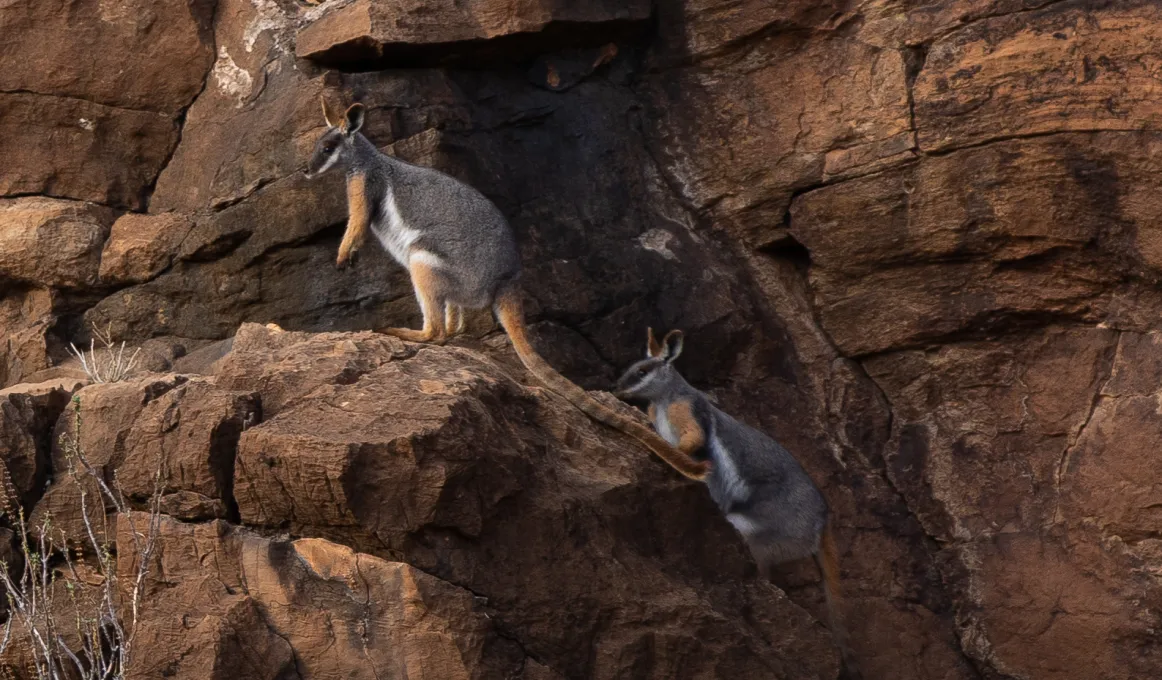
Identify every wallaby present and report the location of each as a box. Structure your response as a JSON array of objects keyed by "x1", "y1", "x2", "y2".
[
  {"x1": 614, "y1": 328, "x2": 860, "y2": 678},
  {"x1": 303, "y1": 98, "x2": 709, "y2": 481}
]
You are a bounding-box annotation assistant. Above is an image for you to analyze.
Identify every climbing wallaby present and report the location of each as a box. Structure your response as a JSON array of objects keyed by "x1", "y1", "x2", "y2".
[
  {"x1": 614, "y1": 329, "x2": 860, "y2": 678},
  {"x1": 304, "y1": 98, "x2": 709, "y2": 481}
]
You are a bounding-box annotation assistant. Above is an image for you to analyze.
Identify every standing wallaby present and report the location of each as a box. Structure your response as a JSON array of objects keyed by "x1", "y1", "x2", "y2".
[
  {"x1": 614, "y1": 328, "x2": 860, "y2": 678},
  {"x1": 303, "y1": 98, "x2": 709, "y2": 481}
]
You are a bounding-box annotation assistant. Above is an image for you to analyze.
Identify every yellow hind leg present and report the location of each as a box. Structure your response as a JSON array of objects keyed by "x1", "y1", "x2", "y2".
[{"x1": 377, "y1": 258, "x2": 447, "y2": 345}]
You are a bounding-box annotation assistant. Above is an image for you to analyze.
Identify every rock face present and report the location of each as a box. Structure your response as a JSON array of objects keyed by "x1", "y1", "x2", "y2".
[
  {"x1": 0, "y1": 0, "x2": 214, "y2": 209},
  {"x1": 0, "y1": 0, "x2": 1159, "y2": 678},
  {"x1": 913, "y1": 0, "x2": 1162, "y2": 151}
]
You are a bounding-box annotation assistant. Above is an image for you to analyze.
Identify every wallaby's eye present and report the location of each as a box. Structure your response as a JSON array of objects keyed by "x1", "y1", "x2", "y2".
[
  {"x1": 637, "y1": 368, "x2": 649, "y2": 377},
  {"x1": 324, "y1": 144, "x2": 337, "y2": 153}
]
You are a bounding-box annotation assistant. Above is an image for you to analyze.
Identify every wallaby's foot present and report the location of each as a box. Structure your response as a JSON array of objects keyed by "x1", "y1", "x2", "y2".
[{"x1": 377, "y1": 326, "x2": 447, "y2": 346}]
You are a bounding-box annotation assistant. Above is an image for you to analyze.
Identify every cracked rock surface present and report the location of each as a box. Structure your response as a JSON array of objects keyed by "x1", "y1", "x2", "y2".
[{"x1": 0, "y1": 0, "x2": 1159, "y2": 677}]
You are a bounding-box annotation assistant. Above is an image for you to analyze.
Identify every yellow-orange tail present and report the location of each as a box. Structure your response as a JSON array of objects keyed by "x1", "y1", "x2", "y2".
[
  {"x1": 816, "y1": 522, "x2": 862, "y2": 680},
  {"x1": 494, "y1": 288, "x2": 708, "y2": 481}
]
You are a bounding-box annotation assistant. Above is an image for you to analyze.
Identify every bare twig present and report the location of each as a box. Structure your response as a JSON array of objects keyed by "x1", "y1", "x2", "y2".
[
  {"x1": 66, "y1": 323, "x2": 140, "y2": 384},
  {"x1": 0, "y1": 396, "x2": 165, "y2": 679}
]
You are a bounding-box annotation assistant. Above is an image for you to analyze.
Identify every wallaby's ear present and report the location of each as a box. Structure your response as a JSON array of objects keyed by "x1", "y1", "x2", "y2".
[
  {"x1": 341, "y1": 103, "x2": 365, "y2": 136},
  {"x1": 662, "y1": 330, "x2": 684, "y2": 363},
  {"x1": 321, "y1": 96, "x2": 340, "y2": 128},
  {"x1": 647, "y1": 327, "x2": 664, "y2": 358}
]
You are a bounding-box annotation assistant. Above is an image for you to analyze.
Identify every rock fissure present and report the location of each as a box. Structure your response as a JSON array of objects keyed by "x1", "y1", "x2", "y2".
[
  {"x1": 140, "y1": 0, "x2": 221, "y2": 214},
  {"x1": 1052, "y1": 332, "x2": 1120, "y2": 523}
]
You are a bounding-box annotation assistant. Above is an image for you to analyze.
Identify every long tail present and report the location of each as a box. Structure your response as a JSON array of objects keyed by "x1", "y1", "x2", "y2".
[
  {"x1": 494, "y1": 288, "x2": 708, "y2": 480},
  {"x1": 815, "y1": 522, "x2": 862, "y2": 680}
]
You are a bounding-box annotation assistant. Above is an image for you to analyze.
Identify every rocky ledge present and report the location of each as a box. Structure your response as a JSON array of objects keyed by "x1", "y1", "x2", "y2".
[{"x1": 0, "y1": 324, "x2": 840, "y2": 678}]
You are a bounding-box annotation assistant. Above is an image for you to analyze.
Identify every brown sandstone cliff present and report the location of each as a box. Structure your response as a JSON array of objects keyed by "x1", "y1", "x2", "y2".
[{"x1": 1, "y1": 0, "x2": 1160, "y2": 678}]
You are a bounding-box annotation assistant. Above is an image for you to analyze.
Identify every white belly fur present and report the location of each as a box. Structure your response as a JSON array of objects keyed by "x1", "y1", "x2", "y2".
[
  {"x1": 654, "y1": 409, "x2": 680, "y2": 447},
  {"x1": 708, "y1": 433, "x2": 750, "y2": 502},
  {"x1": 725, "y1": 512, "x2": 762, "y2": 538},
  {"x1": 374, "y1": 187, "x2": 420, "y2": 266}
]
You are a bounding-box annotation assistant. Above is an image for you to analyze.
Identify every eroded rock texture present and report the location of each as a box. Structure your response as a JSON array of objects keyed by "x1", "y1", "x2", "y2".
[{"x1": 0, "y1": 0, "x2": 1158, "y2": 677}]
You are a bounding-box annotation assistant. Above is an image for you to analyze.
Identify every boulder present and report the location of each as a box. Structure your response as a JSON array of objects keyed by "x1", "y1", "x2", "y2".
[
  {"x1": 35, "y1": 374, "x2": 259, "y2": 542},
  {"x1": 0, "y1": 197, "x2": 114, "y2": 289},
  {"x1": 0, "y1": 379, "x2": 75, "y2": 511},
  {"x1": 99, "y1": 213, "x2": 195, "y2": 285}
]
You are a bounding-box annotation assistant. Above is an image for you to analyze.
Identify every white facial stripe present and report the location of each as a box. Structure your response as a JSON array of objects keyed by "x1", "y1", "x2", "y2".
[
  {"x1": 316, "y1": 145, "x2": 342, "y2": 175},
  {"x1": 625, "y1": 368, "x2": 658, "y2": 395}
]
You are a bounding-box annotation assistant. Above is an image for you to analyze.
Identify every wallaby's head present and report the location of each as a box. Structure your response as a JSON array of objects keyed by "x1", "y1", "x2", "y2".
[
  {"x1": 615, "y1": 328, "x2": 685, "y2": 401},
  {"x1": 304, "y1": 98, "x2": 366, "y2": 179}
]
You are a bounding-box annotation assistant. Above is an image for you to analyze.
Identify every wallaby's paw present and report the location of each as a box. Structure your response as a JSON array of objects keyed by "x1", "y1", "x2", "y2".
[{"x1": 687, "y1": 460, "x2": 712, "y2": 481}]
